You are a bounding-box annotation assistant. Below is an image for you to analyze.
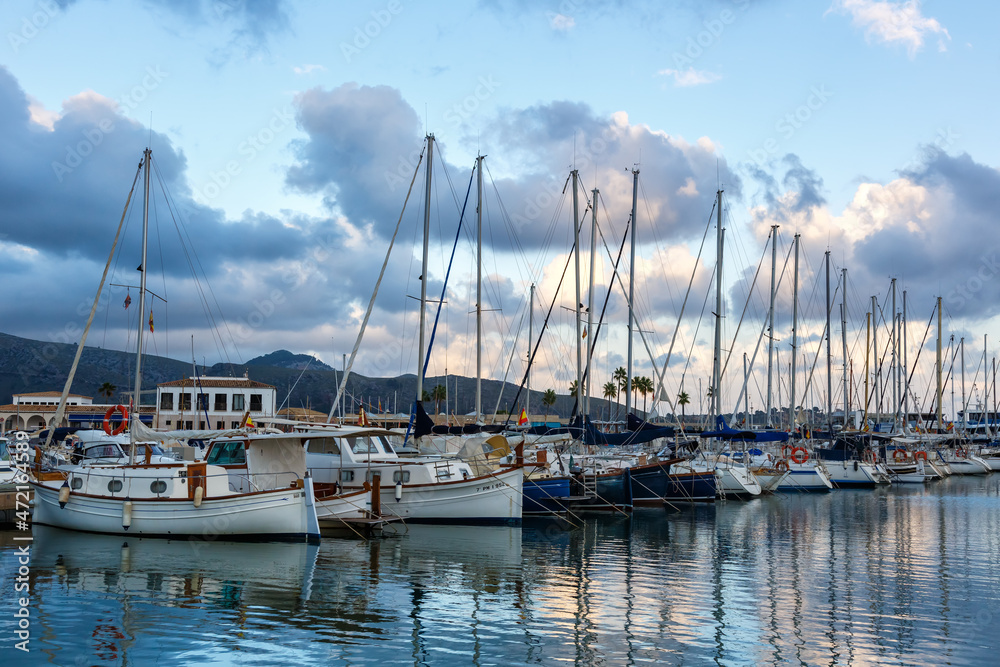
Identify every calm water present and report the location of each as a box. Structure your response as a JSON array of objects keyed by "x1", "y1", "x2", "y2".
[{"x1": 3, "y1": 475, "x2": 1000, "y2": 666}]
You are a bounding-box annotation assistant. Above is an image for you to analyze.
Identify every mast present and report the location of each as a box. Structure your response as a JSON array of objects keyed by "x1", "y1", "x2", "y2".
[
  {"x1": 902, "y1": 290, "x2": 909, "y2": 432},
  {"x1": 475, "y1": 154, "x2": 483, "y2": 421},
  {"x1": 743, "y1": 353, "x2": 749, "y2": 427},
  {"x1": 961, "y1": 336, "x2": 966, "y2": 432},
  {"x1": 572, "y1": 170, "x2": 583, "y2": 415},
  {"x1": 790, "y1": 233, "x2": 800, "y2": 430},
  {"x1": 416, "y1": 134, "x2": 434, "y2": 405},
  {"x1": 587, "y1": 188, "x2": 599, "y2": 416},
  {"x1": 766, "y1": 225, "x2": 778, "y2": 427},
  {"x1": 527, "y1": 283, "x2": 534, "y2": 422},
  {"x1": 871, "y1": 295, "x2": 879, "y2": 428},
  {"x1": 891, "y1": 279, "x2": 898, "y2": 430},
  {"x1": 936, "y1": 296, "x2": 943, "y2": 430},
  {"x1": 825, "y1": 250, "x2": 832, "y2": 432},
  {"x1": 841, "y1": 268, "x2": 849, "y2": 429},
  {"x1": 128, "y1": 147, "x2": 151, "y2": 465},
  {"x1": 627, "y1": 169, "x2": 638, "y2": 417},
  {"x1": 712, "y1": 189, "x2": 724, "y2": 422}
]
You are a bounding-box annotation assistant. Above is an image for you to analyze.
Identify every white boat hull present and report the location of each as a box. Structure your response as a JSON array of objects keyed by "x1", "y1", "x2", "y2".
[
  {"x1": 946, "y1": 455, "x2": 990, "y2": 475},
  {"x1": 776, "y1": 463, "x2": 834, "y2": 492},
  {"x1": 341, "y1": 466, "x2": 524, "y2": 524},
  {"x1": 31, "y1": 481, "x2": 320, "y2": 541},
  {"x1": 314, "y1": 487, "x2": 371, "y2": 520},
  {"x1": 823, "y1": 460, "x2": 890, "y2": 487}
]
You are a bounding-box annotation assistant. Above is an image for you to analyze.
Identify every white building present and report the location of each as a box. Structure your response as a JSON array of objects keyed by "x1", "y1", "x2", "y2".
[{"x1": 155, "y1": 376, "x2": 276, "y2": 430}]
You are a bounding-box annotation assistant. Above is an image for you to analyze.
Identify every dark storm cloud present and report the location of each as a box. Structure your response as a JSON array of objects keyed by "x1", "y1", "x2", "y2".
[{"x1": 781, "y1": 154, "x2": 826, "y2": 212}]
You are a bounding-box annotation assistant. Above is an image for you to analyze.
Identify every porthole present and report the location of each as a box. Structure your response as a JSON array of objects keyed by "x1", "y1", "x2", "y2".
[
  {"x1": 107, "y1": 480, "x2": 123, "y2": 493},
  {"x1": 150, "y1": 480, "x2": 167, "y2": 494},
  {"x1": 393, "y1": 471, "x2": 411, "y2": 483},
  {"x1": 70, "y1": 477, "x2": 83, "y2": 490},
  {"x1": 340, "y1": 470, "x2": 355, "y2": 482}
]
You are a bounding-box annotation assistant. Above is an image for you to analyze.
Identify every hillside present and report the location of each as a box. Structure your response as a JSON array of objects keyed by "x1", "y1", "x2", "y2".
[{"x1": 0, "y1": 331, "x2": 623, "y2": 419}]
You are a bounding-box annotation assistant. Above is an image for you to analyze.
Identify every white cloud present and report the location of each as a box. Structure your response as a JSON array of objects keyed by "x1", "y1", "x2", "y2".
[
  {"x1": 677, "y1": 177, "x2": 699, "y2": 197},
  {"x1": 293, "y1": 64, "x2": 326, "y2": 76},
  {"x1": 658, "y1": 68, "x2": 722, "y2": 87},
  {"x1": 548, "y1": 13, "x2": 575, "y2": 31},
  {"x1": 27, "y1": 95, "x2": 58, "y2": 130},
  {"x1": 830, "y1": 0, "x2": 950, "y2": 57}
]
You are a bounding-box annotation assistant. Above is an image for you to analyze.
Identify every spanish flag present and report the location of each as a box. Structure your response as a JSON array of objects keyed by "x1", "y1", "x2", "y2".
[
  {"x1": 357, "y1": 406, "x2": 370, "y2": 426},
  {"x1": 518, "y1": 408, "x2": 528, "y2": 426},
  {"x1": 149, "y1": 310, "x2": 154, "y2": 333},
  {"x1": 246, "y1": 414, "x2": 255, "y2": 427}
]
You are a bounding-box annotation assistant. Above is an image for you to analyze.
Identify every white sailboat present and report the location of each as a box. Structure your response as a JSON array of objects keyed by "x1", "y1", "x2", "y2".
[{"x1": 30, "y1": 148, "x2": 321, "y2": 542}]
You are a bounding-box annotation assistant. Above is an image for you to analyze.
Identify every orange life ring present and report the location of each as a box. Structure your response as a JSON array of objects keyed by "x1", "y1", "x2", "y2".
[
  {"x1": 781, "y1": 444, "x2": 793, "y2": 459},
  {"x1": 790, "y1": 447, "x2": 809, "y2": 464},
  {"x1": 103, "y1": 404, "x2": 129, "y2": 436},
  {"x1": 893, "y1": 449, "x2": 907, "y2": 461},
  {"x1": 774, "y1": 460, "x2": 789, "y2": 472},
  {"x1": 914, "y1": 451, "x2": 927, "y2": 462}
]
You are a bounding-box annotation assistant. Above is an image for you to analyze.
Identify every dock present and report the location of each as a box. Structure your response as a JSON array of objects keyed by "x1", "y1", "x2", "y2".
[
  {"x1": 0, "y1": 485, "x2": 31, "y2": 526},
  {"x1": 318, "y1": 515, "x2": 403, "y2": 538}
]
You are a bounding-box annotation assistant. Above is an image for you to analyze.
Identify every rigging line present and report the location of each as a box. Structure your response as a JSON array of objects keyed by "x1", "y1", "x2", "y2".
[
  {"x1": 499, "y1": 235, "x2": 579, "y2": 430},
  {"x1": 44, "y1": 158, "x2": 143, "y2": 450},
  {"x1": 797, "y1": 281, "x2": 843, "y2": 414},
  {"x1": 327, "y1": 143, "x2": 426, "y2": 422},
  {"x1": 491, "y1": 306, "x2": 527, "y2": 419}
]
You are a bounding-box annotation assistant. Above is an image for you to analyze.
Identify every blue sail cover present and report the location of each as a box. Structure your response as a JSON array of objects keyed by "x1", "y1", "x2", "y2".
[
  {"x1": 700, "y1": 416, "x2": 789, "y2": 442},
  {"x1": 568, "y1": 415, "x2": 672, "y2": 447}
]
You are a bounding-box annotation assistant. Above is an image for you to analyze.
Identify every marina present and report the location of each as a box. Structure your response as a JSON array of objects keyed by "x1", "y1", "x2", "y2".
[{"x1": 3, "y1": 474, "x2": 998, "y2": 665}]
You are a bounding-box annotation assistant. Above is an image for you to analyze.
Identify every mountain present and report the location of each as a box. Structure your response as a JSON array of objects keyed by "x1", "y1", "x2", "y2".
[
  {"x1": 0, "y1": 331, "x2": 621, "y2": 420},
  {"x1": 246, "y1": 350, "x2": 334, "y2": 372}
]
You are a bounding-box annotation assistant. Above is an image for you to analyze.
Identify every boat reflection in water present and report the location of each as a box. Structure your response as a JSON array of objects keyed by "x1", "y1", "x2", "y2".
[{"x1": 12, "y1": 476, "x2": 1000, "y2": 665}]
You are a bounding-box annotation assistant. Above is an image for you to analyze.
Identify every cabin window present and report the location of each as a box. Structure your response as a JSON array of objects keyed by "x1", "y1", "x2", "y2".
[
  {"x1": 70, "y1": 477, "x2": 83, "y2": 490},
  {"x1": 250, "y1": 394, "x2": 263, "y2": 411},
  {"x1": 197, "y1": 393, "x2": 208, "y2": 411},
  {"x1": 180, "y1": 393, "x2": 192, "y2": 410},
  {"x1": 349, "y1": 438, "x2": 379, "y2": 454},
  {"x1": 107, "y1": 480, "x2": 123, "y2": 493},
  {"x1": 160, "y1": 393, "x2": 174, "y2": 410},
  {"x1": 150, "y1": 480, "x2": 167, "y2": 494},
  {"x1": 393, "y1": 470, "x2": 410, "y2": 483},
  {"x1": 214, "y1": 393, "x2": 227, "y2": 411},
  {"x1": 207, "y1": 441, "x2": 246, "y2": 465},
  {"x1": 306, "y1": 438, "x2": 341, "y2": 455},
  {"x1": 84, "y1": 444, "x2": 122, "y2": 459},
  {"x1": 380, "y1": 437, "x2": 395, "y2": 455},
  {"x1": 340, "y1": 470, "x2": 355, "y2": 482}
]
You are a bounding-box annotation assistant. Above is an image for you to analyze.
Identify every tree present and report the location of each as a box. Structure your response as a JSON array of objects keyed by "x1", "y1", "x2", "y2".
[
  {"x1": 421, "y1": 389, "x2": 431, "y2": 403},
  {"x1": 612, "y1": 367, "x2": 627, "y2": 417},
  {"x1": 542, "y1": 389, "x2": 557, "y2": 423},
  {"x1": 677, "y1": 391, "x2": 690, "y2": 428},
  {"x1": 568, "y1": 380, "x2": 579, "y2": 397},
  {"x1": 431, "y1": 384, "x2": 447, "y2": 415},
  {"x1": 603, "y1": 382, "x2": 617, "y2": 421},
  {"x1": 99, "y1": 382, "x2": 116, "y2": 402},
  {"x1": 636, "y1": 376, "x2": 654, "y2": 415}
]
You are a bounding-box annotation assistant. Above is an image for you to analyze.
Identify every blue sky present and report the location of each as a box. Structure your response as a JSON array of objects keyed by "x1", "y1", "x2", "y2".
[{"x1": 2, "y1": 0, "x2": 998, "y2": 416}]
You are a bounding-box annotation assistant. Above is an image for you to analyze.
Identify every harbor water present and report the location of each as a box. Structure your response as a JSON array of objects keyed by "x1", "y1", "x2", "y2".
[{"x1": 3, "y1": 474, "x2": 999, "y2": 665}]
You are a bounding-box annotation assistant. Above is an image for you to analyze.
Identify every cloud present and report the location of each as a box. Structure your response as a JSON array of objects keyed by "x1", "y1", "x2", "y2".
[
  {"x1": 829, "y1": 0, "x2": 950, "y2": 57},
  {"x1": 658, "y1": 68, "x2": 722, "y2": 87},
  {"x1": 548, "y1": 12, "x2": 575, "y2": 30},
  {"x1": 292, "y1": 64, "x2": 326, "y2": 76}
]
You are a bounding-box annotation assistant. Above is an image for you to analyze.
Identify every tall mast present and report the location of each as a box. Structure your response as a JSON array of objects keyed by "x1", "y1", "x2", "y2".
[
  {"x1": 128, "y1": 147, "x2": 151, "y2": 465},
  {"x1": 743, "y1": 353, "x2": 749, "y2": 427},
  {"x1": 825, "y1": 251, "x2": 832, "y2": 432},
  {"x1": 712, "y1": 189, "x2": 724, "y2": 421},
  {"x1": 891, "y1": 279, "x2": 898, "y2": 430},
  {"x1": 766, "y1": 225, "x2": 779, "y2": 427},
  {"x1": 841, "y1": 268, "x2": 849, "y2": 428},
  {"x1": 902, "y1": 290, "x2": 909, "y2": 432},
  {"x1": 960, "y1": 336, "x2": 966, "y2": 431},
  {"x1": 587, "y1": 189, "x2": 599, "y2": 416},
  {"x1": 527, "y1": 283, "x2": 534, "y2": 421},
  {"x1": 475, "y1": 154, "x2": 483, "y2": 421},
  {"x1": 626, "y1": 169, "x2": 639, "y2": 417},
  {"x1": 572, "y1": 170, "x2": 583, "y2": 414},
  {"x1": 871, "y1": 295, "x2": 878, "y2": 428},
  {"x1": 790, "y1": 233, "x2": 800, "y2": 430},
  {"x1": 416, "y1": 134, "x2": 434, "y2": 404},
  {"x1": 936, "y1": 296, "x2": 943, "y2": 430}
]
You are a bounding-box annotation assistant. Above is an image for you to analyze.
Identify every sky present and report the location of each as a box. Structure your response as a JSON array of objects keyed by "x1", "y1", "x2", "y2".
[{"x1": 1, "y1": 0, "x2": 998, "y2": 419}]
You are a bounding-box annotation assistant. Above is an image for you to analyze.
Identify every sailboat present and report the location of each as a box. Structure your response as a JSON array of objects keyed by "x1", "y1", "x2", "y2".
[{"x1": 30, "y1": 148, "x2": 321, "y2": 542}]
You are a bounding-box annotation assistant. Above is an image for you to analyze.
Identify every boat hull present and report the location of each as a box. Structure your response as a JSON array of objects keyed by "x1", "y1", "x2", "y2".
[
  {"x1": 523, "y1": 476, "x2": 572, "y2": 514},
  {"x1": 31, "y1": 482, "x2": 321, "y2": 542},
  {"x1": 662, "y1": 471, "x2": 717, "y2": 503}
]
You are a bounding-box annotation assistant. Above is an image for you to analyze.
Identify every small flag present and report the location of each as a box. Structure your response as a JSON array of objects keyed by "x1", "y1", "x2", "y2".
[
  {"x1": 518, "y1": 408, "x2": 528, "y2": 426},
  {"x1": 123, "y1": 293, "x2": 131, "y2": 309},
  {"x1": 378, "y1": 398, "x2": 382, "y2": 413},
  {"x1": 582, "y1": 326, "x2": 588, "y2": 339},
  {"x1": 246, "y1": 414, "x2": 254, "y2": 427},
  {"x1": 357, "y1": 406, "x2": 370, "y2": 426},
  {"x1": 148, "y1": 310, "x2": 154, "y2": 333}
]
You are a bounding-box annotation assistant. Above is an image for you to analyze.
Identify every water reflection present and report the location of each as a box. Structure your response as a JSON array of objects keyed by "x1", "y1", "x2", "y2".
[{"x1": 3, "y1": 475, "x2": 999, "y2": 665}]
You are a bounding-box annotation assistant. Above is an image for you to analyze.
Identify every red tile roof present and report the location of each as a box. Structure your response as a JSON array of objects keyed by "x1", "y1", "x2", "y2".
[{"x1": 157, "y1": 378, "x2": 274, "y2": 389}]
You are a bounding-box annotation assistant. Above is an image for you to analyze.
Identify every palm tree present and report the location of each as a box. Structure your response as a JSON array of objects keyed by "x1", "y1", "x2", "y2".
[
  {"x1": 636, "y1": 376, "x2": 654, "y2": 416},
  {"x1": 431, "y1": 384, "x2": 447, "y2": 415},
  {"x1": 542, "y1": 389, "x2": 557, "y2": 423},
  {"x1": 677, "y1": 391, "x2": 690, "y2": 429},
  {"x1": 602, "y1": 382, "x2": 616, "y2": 421},
  {"x1": 612, "y1": 367, "x2": 627, "y2": 418},
  {"x1": 98, "y1": 382, "x2": 116, "y2": 403},
  {"x1": 568, "y1": 380, "x2": 579, "y2": 397}
]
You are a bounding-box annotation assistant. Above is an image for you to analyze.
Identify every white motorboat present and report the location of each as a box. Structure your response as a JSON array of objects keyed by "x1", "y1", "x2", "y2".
[{"x1": 301, "y1": 425, "x2": 523, "y2": 525}]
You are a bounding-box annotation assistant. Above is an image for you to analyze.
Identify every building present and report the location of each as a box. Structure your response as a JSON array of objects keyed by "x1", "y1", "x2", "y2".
[
  {"x1": 0, "y1": 391, "x2": 154, "y2": 433},
  {"x1": 155, "y1": 376, "x2": 276, "y2": 429}
]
